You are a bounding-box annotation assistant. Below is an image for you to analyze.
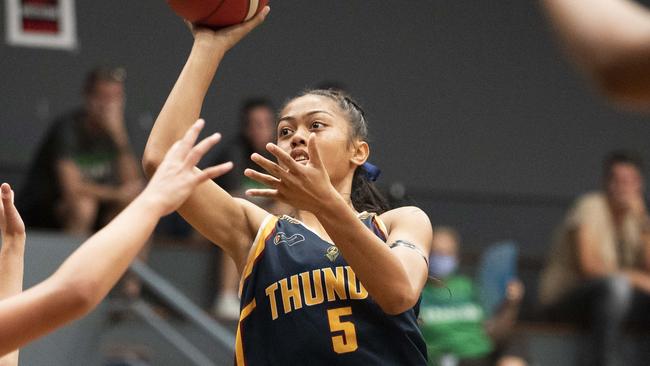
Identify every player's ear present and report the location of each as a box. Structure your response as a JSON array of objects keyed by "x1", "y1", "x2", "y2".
[{"x1": 350, "y1": 140, "x2": 369, "y2": 167}]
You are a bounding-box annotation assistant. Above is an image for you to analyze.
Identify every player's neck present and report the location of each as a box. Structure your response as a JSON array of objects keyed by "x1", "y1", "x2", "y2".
[{"x1": 295, "y1": 174, "x2": 356, "y2": 238}]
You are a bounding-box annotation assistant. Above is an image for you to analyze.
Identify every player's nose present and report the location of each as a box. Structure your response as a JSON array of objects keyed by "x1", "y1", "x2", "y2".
[{"x1": 290, "y1": 128, "x2": 308, "y2": 148}]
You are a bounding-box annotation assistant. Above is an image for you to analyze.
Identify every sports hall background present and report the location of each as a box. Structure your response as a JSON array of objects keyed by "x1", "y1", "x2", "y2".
[{"x1": 2, "y1": 1, "x2": 650, "y2": 365}]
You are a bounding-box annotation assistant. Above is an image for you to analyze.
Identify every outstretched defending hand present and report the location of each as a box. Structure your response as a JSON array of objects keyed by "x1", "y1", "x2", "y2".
[
  {"x1": 142, "y1": 119, "x2": 233, "y2": 216},
  {"x1": 0, "y1": 184, "x2": 25, "y2": 241},
  {"x1": 244, "y1": 133, "x2": 339, "y2": 214},
  {"x1": 188, "y1": 6, "x2": 270, "y2": 53}
]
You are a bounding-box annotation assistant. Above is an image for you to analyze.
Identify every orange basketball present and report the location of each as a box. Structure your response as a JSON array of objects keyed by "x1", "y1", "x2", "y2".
[{"x1": 167, "y1": 0, "x2": 268, "y2": 28}]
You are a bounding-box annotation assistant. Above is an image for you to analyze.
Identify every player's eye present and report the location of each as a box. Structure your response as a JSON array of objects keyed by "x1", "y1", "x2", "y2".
[
  {"x1": 279, "y1": 127, "x2": 292, "y2": 137},
  {"x1": 310, "y1": 121, "x2": 324, "y2": 129}
]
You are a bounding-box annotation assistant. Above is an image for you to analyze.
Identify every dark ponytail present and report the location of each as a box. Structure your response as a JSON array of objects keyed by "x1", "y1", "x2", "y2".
[
  {"x1": 351, "y1": 166, "x2": 390, "y2": 214},
  {"x1": 288, "y1": 88, "x2": 390, "y2": 214}
]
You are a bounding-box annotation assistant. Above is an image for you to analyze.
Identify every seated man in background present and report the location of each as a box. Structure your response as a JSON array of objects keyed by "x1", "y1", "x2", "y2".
[
  {"x1": 539, "y1": 150, "x2": 650, "y2": 366},
  {"x1": 20, "y1": 67, "x2": 143, "y2": 235},
  {"x1": 420, "y1": 227, "x2": 526, "y2": 366}
]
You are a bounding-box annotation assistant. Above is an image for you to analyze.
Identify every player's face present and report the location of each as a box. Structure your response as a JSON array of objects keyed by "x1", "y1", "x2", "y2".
[{"x1": 277, "y1": 95, "x2": 359, "y2": 183}]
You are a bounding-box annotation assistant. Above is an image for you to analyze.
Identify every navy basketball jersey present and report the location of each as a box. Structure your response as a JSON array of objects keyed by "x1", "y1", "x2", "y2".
[{"x1": 235, "y1": 212, "x2": 428, "y2": 365}]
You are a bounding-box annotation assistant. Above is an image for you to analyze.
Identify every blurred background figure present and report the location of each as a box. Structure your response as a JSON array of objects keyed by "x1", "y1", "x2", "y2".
[
  {"x1": 19, "y1": 67, "x2": 143, "y2": 236},
  {"x1": 209, "y1": 97, "x2": 284, "y2": 320},
  {"x1": 539, "y1": 150, "x2": 650, "y2": 366},
  {"x1": 420, "y1": 227, "x2": 527, "y2": 366}
]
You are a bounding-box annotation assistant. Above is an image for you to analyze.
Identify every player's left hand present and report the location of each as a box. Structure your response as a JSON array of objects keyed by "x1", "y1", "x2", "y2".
[
  {"x1": 0, "y1": 183, "x2": 25, "y2": 240},
  {"x1": 244, "y1": 133, "x2": 340, "y2": 214}
]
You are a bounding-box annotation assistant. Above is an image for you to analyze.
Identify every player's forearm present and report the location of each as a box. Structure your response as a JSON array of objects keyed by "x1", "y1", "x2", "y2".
[
  {"x1": 316, "y1": 196, "x2": 419, "y2": 315},
  {"x1": 0, "y1": 237, "x2": 25, "y2": 299},
  {"x1": 51, "y1": 194, "x2": 161, "y2": 309},
  {"x1": 143, "y1": 41, "x2": 224, "y2": 174}
]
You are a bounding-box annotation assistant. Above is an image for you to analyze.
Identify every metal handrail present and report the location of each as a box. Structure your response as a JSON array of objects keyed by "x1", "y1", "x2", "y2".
[
  {"x1": 128, "y1": 259, "x2": 236, "y2": 354},
  {"x1": 130, "y1": 300, "x2": 217, "y2": 366}
]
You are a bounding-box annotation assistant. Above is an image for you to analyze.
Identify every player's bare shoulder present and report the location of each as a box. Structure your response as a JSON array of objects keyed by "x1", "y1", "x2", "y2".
[{"x1": 379, "y1": 206, "x2": 432, "y2": 234}]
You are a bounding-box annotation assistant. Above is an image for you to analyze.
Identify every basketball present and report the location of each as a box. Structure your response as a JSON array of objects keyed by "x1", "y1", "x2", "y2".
[{"x1": 167, "y1": 0, "x2": 268, "y2": 28}]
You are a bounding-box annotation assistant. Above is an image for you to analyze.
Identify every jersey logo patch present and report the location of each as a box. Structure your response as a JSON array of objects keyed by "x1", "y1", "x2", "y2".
[
  {"x1": 274, "y1": 232, "x2": 306, "y2": 247},
  {"x1": 325, "y1": 246, "x2": 340, "y2": 262}
]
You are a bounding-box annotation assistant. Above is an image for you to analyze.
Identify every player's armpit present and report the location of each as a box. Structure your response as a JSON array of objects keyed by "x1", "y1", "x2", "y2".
[{"x1": 176, "y1": 176, "x2": 268, "y2": 271}]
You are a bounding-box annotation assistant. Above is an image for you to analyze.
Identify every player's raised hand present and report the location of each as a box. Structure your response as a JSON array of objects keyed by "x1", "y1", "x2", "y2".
[
  {"x1": 189, "y1": 6, "x2": 270, "y2": 52},
  {"x1": 244, "y1": 133, "x2": 339, "y2": 214},
  {"x1": 141, "y1": 119, "x2": 233, "y2": 216},
  {"x1": 0, "y1": 183, "x2": 25, "y2": 240}
]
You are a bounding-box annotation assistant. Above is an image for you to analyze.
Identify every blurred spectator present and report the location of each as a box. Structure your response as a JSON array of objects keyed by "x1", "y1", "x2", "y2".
[
  {"x1": 19, "y1": 67, "x2": 143, "y2": 235},
  {"x1": 539, "y1": 150, "x2": 650, "y2": 366},
  {"x1": 420, "y1": 227, "x2": 527, "y2": 366},
  {"x1": 210, "y1": 97, "x2": 288, "y2": 320}
]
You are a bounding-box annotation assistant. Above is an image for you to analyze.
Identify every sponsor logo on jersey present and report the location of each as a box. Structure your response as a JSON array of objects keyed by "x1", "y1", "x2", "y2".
[{"x1": 274, "y1": 232, "x2": 306, "y2": 247}]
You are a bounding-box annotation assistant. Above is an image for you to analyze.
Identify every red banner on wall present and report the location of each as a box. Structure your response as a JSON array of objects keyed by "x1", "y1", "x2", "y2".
[
  {"x1": 22, "y1": 0, "x2": 61, "y2": 33},
  {"x1": 6, "y1": 0, "x2": 77, "y2": 50}
]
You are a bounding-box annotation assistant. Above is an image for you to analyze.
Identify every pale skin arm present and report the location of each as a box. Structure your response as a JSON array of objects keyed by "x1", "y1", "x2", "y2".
[
  {"x1": 142, "y1": 9, "x2": 270, "y2": 268},
  {"x1": 542, "y1": 0, "x2": 650, "y2": 106},
  {"x1": 245, "y1": 135, "x2": 432, "y2": 314},
  {"x1": 0, "y1": 185, "x2": 25, "y2": 366},
  {"x1": 0, "y1": 120, "x2": 232, "y2": 357}
]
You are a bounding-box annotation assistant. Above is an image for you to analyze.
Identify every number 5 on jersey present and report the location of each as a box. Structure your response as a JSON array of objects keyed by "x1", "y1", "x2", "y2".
[{"x1": 327, "y1": 307, "x2": 358, "y2": 354}]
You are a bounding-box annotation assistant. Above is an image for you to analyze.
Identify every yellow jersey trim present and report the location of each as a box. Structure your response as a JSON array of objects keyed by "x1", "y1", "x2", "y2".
[
  {"x1": 235, "y1": 299, "x2": 257, "y2": 366},
  {"x1": 239, "y1": 215, "x2": 279, "y2": 297}
]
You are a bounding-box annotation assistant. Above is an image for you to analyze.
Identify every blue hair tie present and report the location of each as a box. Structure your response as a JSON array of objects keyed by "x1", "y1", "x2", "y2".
[{"x1": 362, "y1": 162, "x2": 381, "y2": 182}]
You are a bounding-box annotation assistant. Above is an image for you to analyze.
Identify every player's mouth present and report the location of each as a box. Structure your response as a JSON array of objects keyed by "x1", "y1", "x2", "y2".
[{"x1": 291, "y1": 150, "x2": 309, "y2": 165}]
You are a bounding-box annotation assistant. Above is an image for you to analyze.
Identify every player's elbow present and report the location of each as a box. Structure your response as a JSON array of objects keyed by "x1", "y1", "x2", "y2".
[
  {"x1": 57, "y1": 276, "x2": 102, "y2": 316},
  {"x1": 142, "y1": 149, "x2": 163, "y2": 179},
  {"x1": 378, "y1": 287, "x2": 420, "y2": 315}
]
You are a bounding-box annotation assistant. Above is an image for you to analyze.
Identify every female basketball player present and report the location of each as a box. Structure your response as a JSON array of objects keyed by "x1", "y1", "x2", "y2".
[
  {"x1": 0, "y1": 120, "x2": 231, "y2": 358},
  {"x1": 143, "y1": 7, "x2": 433, "y2": 364}
]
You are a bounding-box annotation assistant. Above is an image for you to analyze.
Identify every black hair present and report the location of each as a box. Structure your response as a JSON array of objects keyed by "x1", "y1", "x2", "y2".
[
  {"x1": 603, "y1": 149, "x2": 644, "y2": 179},
  {"x1": 83, "y1": 66, "x2": 126, "y2": 95},
  {"x1": 290, "y1": 89, "x2": 390, "y2": 214}
]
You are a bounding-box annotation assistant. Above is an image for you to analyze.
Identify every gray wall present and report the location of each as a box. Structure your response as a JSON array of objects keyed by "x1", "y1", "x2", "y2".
[{"x1": 3, "y1": 0, "x2": 650, "y2": 256}]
